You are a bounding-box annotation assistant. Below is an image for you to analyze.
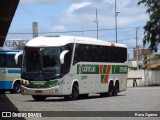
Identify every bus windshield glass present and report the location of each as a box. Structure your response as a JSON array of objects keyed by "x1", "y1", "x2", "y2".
[{"x1": 22, "y1": 47, "x2": 61, "y2": 79}]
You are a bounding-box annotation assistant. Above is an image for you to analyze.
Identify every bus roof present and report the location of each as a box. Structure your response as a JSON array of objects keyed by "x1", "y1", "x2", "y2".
[
  {"x1": 26, "y1": 36, "x2": 127, "y2": 48},
  {"x1": 0, "y1": 50, "x2": 22, "y2": 54}
]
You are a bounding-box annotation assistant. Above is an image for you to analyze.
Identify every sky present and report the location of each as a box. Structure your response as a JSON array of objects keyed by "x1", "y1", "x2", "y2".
[{"x1": 6, "y1": 0, "x2": 150, "y2": 59}]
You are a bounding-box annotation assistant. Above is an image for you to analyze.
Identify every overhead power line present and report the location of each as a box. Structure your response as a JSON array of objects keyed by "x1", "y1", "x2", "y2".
[{"x1": 8, "y1": 26, "x2": 144, "y2": 35}]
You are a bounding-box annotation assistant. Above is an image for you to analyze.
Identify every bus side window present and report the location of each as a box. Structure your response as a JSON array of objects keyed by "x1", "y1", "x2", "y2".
[
  {"x1": 6, "y1": 55, "x2": 14, "y2": 68},
  {"x1": 0, "y1": 55, "x2": 6, "y2": 67},
  {"x1": 18, "y1": 55, "x2": 22, "y2": 67},
  {"x1": 61, "y1": 52, "x2": 71, "y2": 74},
  {"x1": 73, "y1": 44, "x2": 80, "y2": 64},
  {"x1": 105, "y1": 46, "x2": 109, "y2": 62},
  {"x1": 6, "y1": 54, "x2": 22, "y2": 68},
  {"x1": 62, "y1": 43, "x2": 73, "y2": 74}
]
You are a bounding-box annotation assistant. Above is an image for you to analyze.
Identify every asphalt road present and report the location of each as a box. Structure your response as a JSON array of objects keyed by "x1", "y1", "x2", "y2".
[{"x1": 1, "y1": 87, "x2": 160, "y2": 120}]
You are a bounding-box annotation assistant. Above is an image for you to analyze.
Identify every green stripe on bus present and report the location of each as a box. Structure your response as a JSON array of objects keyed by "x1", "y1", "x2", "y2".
[
  {"x1": 101, "y1": 75, "x2": 104, "y2": 83},
  {"x1": 77, "y1": 64, "x2": 128, "y2": 74},
  {"x1": 113, "y1": 65, "x2": 128, "y2": 74},
  {"x1": 103, "y1": 65, "x2": 107, "y2": 74},
  {"x1": 112, "y1": 65, "x2": 116, "y2": 74},
  {"x1": 29, "y1": 80, "x2": 58, "y2": 86}
]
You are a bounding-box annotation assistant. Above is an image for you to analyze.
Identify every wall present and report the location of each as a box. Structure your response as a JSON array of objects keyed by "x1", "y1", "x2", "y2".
[
  {"x1": 144, "y1": 70, "x2": 160, "y2": 86},
  {"x1": 127, "y1": 70, "x2": 160, "y2": 87},
  {"x1": 3, "y1": 40, "x2": 28, "y2": 48}
]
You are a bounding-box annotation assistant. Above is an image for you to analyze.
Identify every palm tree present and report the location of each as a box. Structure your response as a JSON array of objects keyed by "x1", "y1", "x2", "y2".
[{"x1": 138, "y1": 0, "x2": 160, "y2": 52}]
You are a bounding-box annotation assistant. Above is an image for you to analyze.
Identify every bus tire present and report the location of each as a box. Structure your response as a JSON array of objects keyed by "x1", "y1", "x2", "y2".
[
  {"x1": 79, "y1": 94, "x2": 89, "y2": 99},
  {"x1": 100, "y1": 93, "x2": 107, "y2": 97},
  {"x1": 64, "y1": 83, "x2": 79, "y2": 101},
  {"x1": 113, "y1": 81, "x2": 119, "y2": 96},
  {"x1": 11, "y1": 81, "x2": 21, "y2": 94},
  {"x1": 32, "y1": 95, "x2": 47, "y2": 101},
  {"x1": 0, "y1": 90, "x2": 5, "y2": 94},
  {"x1": 106, "y1": 81, "x2": 113, "y2": 97}
]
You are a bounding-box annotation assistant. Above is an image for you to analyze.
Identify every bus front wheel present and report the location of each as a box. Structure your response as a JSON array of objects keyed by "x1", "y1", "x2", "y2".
[
  {"x1": 64, "y1": 84, "x2": 79, "y2": 101},
  {"x1": 0, "y1": 90, "x2": 5, "y2": 94},
  {"x1": 32, "y1": 95, "x2": 47, "y2": 101},
  {"x1": 11, "y1": 81, "x2": 21, "y2": 94},
  {"x1": 79, "y1": 94, "x2": 89, "y2": 99}
]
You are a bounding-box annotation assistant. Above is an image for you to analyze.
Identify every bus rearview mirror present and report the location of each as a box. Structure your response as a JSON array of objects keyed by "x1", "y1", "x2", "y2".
[
  {"x1": 15, "y1": 51, "x2": 23, "y2": 64},
  {"x1": 60, "y1": 50, "x2": 69, "y2": 64}
]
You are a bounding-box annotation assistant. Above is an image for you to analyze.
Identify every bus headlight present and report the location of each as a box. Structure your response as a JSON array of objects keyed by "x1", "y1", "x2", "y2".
[
  {"x1": 23, "y1": 80, "x2": 29, "y2": 86},
  {"x1": 49, "y1": 82, "x2": 60, "y2": 87}
]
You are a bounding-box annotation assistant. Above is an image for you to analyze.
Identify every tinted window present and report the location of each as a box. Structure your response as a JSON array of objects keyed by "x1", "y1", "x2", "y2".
[
  {"x1": 61, "y1": 43, "x2": 74, "y2": 74},
  {"x1": 0, "y1": 54, "x2": 6, "y2": 67},
  {"x1": 0, "y1": 53, "x2": 22, "y2": 68},
  {"x1": 24, "y1": 47, "x2": 61, "y2": 74},
  {"x1": 6, "y1": 54, "x2": 22, "y2": 68},
  {"x1": 73, "y1": 44, "x2": 127, "y2": 64}
]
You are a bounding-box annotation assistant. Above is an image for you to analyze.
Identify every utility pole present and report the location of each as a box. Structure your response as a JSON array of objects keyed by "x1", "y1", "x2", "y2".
[
  {"x1": 96, "y1": 9, "x2": 99, "y2": 40},
  {"x1": 115, "y1": 0, "x2": 120, "y2": 43},
  {"x1": 82, "y1": 28, "x2": 83, "y2": 37},
  {"x1": 136, "y1": 27, "x2": 139, "y2": 70},
  {"x1": 94, "y1": 9, "x2": 99, "y2": 40},
  {"x1": 115, "y1": 0, "x2": 117, "y2": 43}
]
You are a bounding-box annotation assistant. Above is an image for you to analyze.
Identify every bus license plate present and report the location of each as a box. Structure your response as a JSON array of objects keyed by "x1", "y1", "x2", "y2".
[{"x1": 35, "y1": 90, "x2": 42, "y2": 93}]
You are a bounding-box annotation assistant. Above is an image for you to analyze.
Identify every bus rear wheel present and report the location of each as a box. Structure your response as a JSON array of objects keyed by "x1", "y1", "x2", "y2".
[
  {"x1": 106, "y1": 81, "x2": 113, "y2": 97},
  {"x1": 100, "y1": 93, "x2": 107, "y2": 97},
  {"x1": 113, "y1": 82, "x2": 119, "y2": 96},
  {"x1": 79, "y1": 94, "x2": 89, "y2": 99},
  {"x1": 64, "y1": 84, "x2": 79, "y2": 101},
  {"x1": 11, "y1": 81, "x2": 21, "y2": 94},
  {"x1": 32, "y1": 95, "x2": 47, "y2": 101}
]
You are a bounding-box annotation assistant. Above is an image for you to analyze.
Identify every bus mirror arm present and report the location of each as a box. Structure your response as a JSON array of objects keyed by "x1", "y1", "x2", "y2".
[
  {"x1": 60, "y1": 50, "x2": 69, "y2": 64},
  {"x1": 15, "y1": 51, "x2": 23, "y2": 64}
]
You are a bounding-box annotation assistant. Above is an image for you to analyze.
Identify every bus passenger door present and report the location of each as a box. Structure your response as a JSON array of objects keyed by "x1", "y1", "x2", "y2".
[
  {"x1": 87, "y1": 74, "x2": 96, "y2": 93},
  {"x1": 76, "y1": 73, "x2": 88, "y2": 94},
  {"x1": 72, "y1": 64, "x2": 89, "y2": 94}
]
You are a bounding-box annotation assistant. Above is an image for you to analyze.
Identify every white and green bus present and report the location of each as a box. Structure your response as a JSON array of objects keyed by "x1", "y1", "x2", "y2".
[{"x1": 18, "y1": 36, "x2": 128, "y2": 101}]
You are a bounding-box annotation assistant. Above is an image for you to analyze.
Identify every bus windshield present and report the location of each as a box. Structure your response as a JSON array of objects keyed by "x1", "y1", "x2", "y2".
[{"x1": 22, "y1": 47, "x2": 61, "y2": 80}]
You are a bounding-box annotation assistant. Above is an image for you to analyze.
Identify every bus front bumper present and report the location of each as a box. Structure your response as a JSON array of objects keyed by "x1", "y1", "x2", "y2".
[{"x1": 21, "y1": 85, "x2": 61, "y2": 96}]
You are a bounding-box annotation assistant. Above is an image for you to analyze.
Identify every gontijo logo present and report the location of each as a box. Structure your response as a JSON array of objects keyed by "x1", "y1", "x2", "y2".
[{"x1": 77, "y1": 64, "x2": 98, "y2": 74}]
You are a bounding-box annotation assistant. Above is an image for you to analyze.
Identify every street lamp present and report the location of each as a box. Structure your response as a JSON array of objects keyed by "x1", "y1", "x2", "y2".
[{"x1": 115, "y1": 0, "x2": 120, "y2": 43}]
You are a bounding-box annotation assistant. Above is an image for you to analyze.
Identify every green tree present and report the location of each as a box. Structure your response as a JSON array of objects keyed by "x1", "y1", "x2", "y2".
[{"x1": 138, "y1": 0, "x2": 160, "y2": 52}]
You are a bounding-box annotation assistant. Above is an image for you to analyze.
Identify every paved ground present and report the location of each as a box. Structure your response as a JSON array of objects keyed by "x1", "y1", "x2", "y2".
[{"x1": 0, "y1": 87, "x2": 160, "y2": 120}]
